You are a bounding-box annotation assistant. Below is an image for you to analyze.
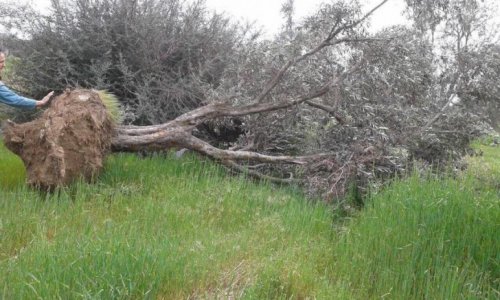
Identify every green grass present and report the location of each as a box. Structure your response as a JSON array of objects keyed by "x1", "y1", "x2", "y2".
[
  {"x1": 333, "y1": 173, "x2": 499, "y2": 299},
  {"x1": 0, "y1": 141, "x2": 26, "y2": 189},
  {"x1": 1, "y1": 140, "x2": 498, "y2": 299},
  {"x1": 468, "y1": 142, "x2": 500, "y2": 190},
  {"x1": 331, "y1": 142, "x2": 499, "y2": 299},
  {"x1": 0, "y1": 149, "x2": 337, "y2": 299}
]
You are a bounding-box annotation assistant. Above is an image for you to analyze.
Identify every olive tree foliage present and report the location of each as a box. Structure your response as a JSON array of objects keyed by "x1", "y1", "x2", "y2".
[
  {"x1": 206, "y1": 0, "x2": 495, "y2": 200},
  {"x1": 205, "y1": 1, "x2": 368, "y2": 153},
  {"x1": 0, "y1": 0, "x2": 255, "y2": 125},
  {"x1": 201, "y1": 1, "x2": 463, "y2": 200},
  {"x1": 405, "y1": 0, "x2": 500, "y2": 129},
  {"x1": 457, "y1": 44, "x2": 500, "y2": 129}
]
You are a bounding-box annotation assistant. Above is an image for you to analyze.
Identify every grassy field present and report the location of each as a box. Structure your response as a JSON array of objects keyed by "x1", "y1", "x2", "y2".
[
  {"x1": 1, "y1": 140, "x2": 498, "y2": 299},
  {"x1": 0, "y1": 141, "x2": 26, "y2": 189}
]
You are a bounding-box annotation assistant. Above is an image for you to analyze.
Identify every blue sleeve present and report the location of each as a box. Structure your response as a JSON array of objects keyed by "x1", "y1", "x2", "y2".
[{"x1": 0, "y1": 82, "x2": 37, "y2": 109}]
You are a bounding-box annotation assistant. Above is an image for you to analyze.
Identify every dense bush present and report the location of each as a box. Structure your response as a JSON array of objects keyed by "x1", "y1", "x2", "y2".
[{"x1": 1, "y1": 0, "x2": 254, "y2": 125}]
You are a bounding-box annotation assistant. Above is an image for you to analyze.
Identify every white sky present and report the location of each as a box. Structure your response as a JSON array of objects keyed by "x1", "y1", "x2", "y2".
[
  {"x1": 15, "y1": 0, "x2": 408, "y2": 36},
  {"x1": 204, "y1": 0, "x2": 408, "y2": 36}
]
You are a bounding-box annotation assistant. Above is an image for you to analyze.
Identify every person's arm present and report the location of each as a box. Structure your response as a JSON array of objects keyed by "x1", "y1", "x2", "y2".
[
  {"x1": 0, "y1": 82, "x2": 54, "y2": 109},
  {"x1": 0, "y1": 82, "x2": 37, "y2": 109}
]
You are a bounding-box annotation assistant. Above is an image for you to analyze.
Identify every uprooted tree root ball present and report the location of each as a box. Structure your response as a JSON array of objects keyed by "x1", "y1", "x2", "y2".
[{"x1": 3, "y1": 89, "x2": 114, "y2": 190}]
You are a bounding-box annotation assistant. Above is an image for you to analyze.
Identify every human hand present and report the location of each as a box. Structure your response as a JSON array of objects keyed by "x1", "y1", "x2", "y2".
[{"x1": 36, "y1": 91, "x2": 55, "y2": 108}]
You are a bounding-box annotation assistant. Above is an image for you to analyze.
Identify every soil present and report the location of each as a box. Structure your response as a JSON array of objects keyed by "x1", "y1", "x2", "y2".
[{"x1": 3, "y1": 89, "x2": 114, "y2": 190}]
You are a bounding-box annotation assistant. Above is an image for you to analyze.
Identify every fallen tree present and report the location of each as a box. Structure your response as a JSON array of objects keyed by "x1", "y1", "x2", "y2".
[{"x1": 2, "y1": 0, "x2": 390, "y2": 191}]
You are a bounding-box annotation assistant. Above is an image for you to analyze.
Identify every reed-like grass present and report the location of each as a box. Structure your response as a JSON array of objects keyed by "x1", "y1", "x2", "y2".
[
  {"x1": 467, "y1": 142, "x2": 500, "y2": 191},
  {"x1": 0, "y1": 150, "x2": 337, "y2": 299},
  {"x1": 97, "y1": 90, "x2": 124, "y2": 124},
  {"x1": 1, "y1": 140, "x2": 498, "y2": 299},
  {"x1": 332, "y1": 154, "x2": 499, "y2": 299},
  {"x1": 0, "y1": 141, "x2": 26, "y2": 189}
]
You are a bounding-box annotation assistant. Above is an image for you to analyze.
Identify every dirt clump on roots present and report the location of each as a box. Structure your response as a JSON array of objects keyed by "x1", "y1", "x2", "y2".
[{"x1": 3, "y1": 89, "x2": 114, "y2": 190}]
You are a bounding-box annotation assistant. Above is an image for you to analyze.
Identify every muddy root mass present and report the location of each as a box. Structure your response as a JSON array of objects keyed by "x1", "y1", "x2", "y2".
[{"x1": 3, "y1": 89, "x2": 114, "y2": 190}]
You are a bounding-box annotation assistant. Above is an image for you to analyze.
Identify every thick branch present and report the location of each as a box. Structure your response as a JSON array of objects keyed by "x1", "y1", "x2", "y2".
[
  {"x1": 113, "y1": 127, "x2": 331, "y2": 165},
  {"x1": 183, "y1": 135, "x2": 330, "y2": 165},
  {"x1": 112, "y1": 128, "x2": 190, "y2": 150},
  {"x1": 118, "y1": 77, "x2": 338, "y2": 137}
]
